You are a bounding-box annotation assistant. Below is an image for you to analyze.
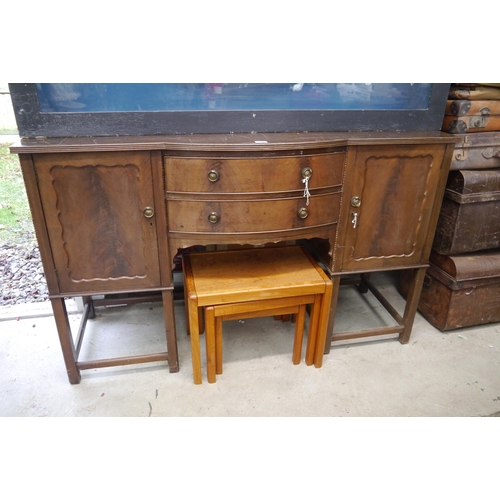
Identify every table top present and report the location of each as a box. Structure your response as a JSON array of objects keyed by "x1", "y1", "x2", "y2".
[
  {"x1": 185, "y1": 245, "x2": 329, "y2": 306},
  {"x1": 10, "y1": 131, "x2": 459, "y2": 154}
]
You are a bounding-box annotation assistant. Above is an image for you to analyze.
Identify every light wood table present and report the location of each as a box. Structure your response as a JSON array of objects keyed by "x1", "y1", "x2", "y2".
[{"x1": 183, "y1": 245, "x2": 333, "y2": 384}]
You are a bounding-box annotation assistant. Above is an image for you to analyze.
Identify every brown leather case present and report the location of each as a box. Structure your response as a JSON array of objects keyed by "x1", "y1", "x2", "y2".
[
  {"x1": 432, "y1": 169, "x2": 500, "y2": 255},
  {"x1": 449, "y1": 131, "x2": 500, "y2": 170},
  {"x1": 399, "y1": 250, "x2": 500, "y2": 331}
]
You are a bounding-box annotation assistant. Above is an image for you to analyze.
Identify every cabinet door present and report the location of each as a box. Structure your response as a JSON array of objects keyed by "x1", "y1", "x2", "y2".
[
  {"x1": 338, "y1": 144, "x2": 446, "y2": 272},
  {"x1": 34, "y1": 152, "x2": 161, "y2": 293}
]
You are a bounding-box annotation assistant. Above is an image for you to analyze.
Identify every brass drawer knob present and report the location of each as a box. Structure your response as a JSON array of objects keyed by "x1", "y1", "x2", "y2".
[
  {"x1": 208, "y1": 212, "x2": 220, "y2": 224},
  {"x1": 208, "y1": 170, "x2": 220, "y2": 182},
  {"x1": 143, "y1": 206, "x2": 155, "y2": 218},
  {"x1": 301, "y1": 167, "x2": 313, "y2": 179},
  {"x1": 351, "y1": 196, "x2": 361, "y2": 208},
  {"x1": 298, "y1": 207, "x2": 309, "y2": 219}
]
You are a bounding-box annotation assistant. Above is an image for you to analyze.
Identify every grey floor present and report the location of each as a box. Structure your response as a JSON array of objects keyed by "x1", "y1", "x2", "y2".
[{"x1": 1, "y1": 272, "x2": 499, "y2": 417}]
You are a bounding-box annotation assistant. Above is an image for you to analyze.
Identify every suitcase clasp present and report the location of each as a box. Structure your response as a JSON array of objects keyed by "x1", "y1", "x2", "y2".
[
  {"x1": 482, "y1": 147, "x2": 500, "y2": 159},
  {"x1": 469, "y1": 116, "x2": 486, "y2": 129}
]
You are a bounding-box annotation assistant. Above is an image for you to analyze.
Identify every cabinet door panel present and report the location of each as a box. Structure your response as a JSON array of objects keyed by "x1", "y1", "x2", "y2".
[
  {"x1": 339, "y1": 145, "x2": 446, "y2": 271},
  {"x1": 34, "y1": 152, "x2": 161, "y2": 293}
]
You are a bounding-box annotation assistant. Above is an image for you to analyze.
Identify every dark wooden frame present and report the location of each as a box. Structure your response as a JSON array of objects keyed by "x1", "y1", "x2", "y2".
[{"x1": 9, "y1": 83, "x2": 451, "y2": 138}]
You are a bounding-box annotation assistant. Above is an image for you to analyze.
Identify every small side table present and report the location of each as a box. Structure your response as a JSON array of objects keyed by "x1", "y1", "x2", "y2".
[{"x1": 182, "y1": 245, "x2": 333, "y2": 384}]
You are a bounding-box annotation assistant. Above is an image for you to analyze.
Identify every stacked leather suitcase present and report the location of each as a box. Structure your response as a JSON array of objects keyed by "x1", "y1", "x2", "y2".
[
  {"x1": 400, "y1": 84, "x2": 500, "y2": 331},
  {"x1": 442, "y1": 84, "x2": 500, "y2": 134}
]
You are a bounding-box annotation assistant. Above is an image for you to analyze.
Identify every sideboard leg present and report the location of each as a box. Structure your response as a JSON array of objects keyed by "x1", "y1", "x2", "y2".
[
  {"x1": 323, "y1": 275, "x2": 341, "y2": 355},
  {"x1": 162, "y1": 290, "x2": 179, "y2": 373},
  {"x1": 82, "y1": 295, "x2": 95, "y2": 319},
  {"x1": 399, "y1": 267, "x2": 426, "y2": 344},
  {"x1": 357, "y1": 273, "x2": 371, "y2": 293},
  {"x1": 50, "y1": 298, "x2": 81, "y2": 384}
]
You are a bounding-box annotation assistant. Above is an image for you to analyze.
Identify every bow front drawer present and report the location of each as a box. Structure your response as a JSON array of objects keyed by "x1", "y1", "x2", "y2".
[
  {"x1": 167, "y1": 193, "x2": 340, "y2": 234},
  {"x1": 164, "y1": 151, "x2": 345, "y2": 194}
]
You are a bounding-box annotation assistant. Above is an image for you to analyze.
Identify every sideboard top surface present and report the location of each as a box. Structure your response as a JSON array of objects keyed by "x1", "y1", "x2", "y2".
[{"x1": 10, "y1": 131, "x2": 459, "y2": 154}]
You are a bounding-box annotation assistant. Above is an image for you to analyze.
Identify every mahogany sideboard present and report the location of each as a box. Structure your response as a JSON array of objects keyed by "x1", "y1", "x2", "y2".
[{"x1": 10, "y1": 131, "x2": 457, "y2": 384}]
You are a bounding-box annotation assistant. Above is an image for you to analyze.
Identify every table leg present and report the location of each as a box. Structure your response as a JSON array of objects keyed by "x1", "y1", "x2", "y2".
[
  {"x1": 322, "y1": 275, "x2": 341, "y2": 356},
  {"x1": 187, "y1": 295, "x2": 202, "y2": 384},
  {"x1": 358, "y1": 273, "x2": 371, "y2": 294},
  {"x1": 162, "y1": 290, "x2": 179, "y2": 373},
  {"x1": 292, "y1": 304, "x2": 307, "y2": 365},
  {"x1": 184, "y1": 255, "x2": 203, "y2": 384},
  {"x1": 399, "y1": 267, "x2": 426, "y2": 344},
  {"x1": 82, "y1": 295, "x2": 95, "y2": 319},
  {"x1": 215, "y1": 316, "x2": 223, "y2": 375},
  {"x1": 183, "y1": 277, "x2": 191, "y2": 336},
  {"x1": 305, "y1": 295, "x2": 321, "y2": 366},
  {"x1": 205, "y1": 306, "x2": 217, "y2": 383},
  {"x1": 50, "y1": 298, "x2": 81, "y2": 384},
  {"x1": 313, "y1": 277, "x2": 334, "y2": 368}
]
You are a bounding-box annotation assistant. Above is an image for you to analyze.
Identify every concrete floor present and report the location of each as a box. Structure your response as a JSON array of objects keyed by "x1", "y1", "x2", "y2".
[{"x1": 1, "y1": 272, "x2": 499, "y2": 417}]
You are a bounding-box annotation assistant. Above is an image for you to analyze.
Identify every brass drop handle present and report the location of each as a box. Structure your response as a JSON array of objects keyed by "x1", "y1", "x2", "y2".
[
  {"x1": 301, "y1": 167, "x2": 313, "y2": 179},
  {"x1": 208, "y1": 212, "x2": 220, "y2": 224},
  {"x1": 351, "y1": 212, "x2": 358, "y2": 229},
  {"x1": 143, "y1": 206, "x2": 155, "y2": 218},
  {"x1": 298, "y1": 207, "x2": 309, "y2": 219},
  {"x1": 208, "y1": 170, "x2": 220, "y2": 182}
]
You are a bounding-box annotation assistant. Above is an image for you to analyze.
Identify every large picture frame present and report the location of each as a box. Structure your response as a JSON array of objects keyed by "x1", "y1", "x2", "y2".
[{"x1": 9, "y1": 83, "x2": 450, "y2": 138}]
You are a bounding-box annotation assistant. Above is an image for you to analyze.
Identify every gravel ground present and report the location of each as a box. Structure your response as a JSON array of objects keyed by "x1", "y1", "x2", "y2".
[
  {"x1": 1, "y1": 137, "x2": 48, "y2": 306},
  {"x1": 0, "y1": 240, "x2": 49, "y2": 305}
]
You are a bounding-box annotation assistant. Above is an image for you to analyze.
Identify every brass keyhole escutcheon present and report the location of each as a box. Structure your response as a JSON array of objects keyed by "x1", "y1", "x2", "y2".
[
  {"x1": 143, "y1": 207, "x2": 155, "y2": 218},
  {"x1": 298, "y1": 207, "x2": 309, "y2": 219},
  {"x1": 208, "y1": 170, "x2": 220, "y2": 182},
  {"x1": 351, "y1": 196, "x2": 361, "y2": 208},
  {"x1": 301, "y1": 167, "x2": 313, "y2": 179},
  {"x1": 208, "y1": 212, "x2": 220, "y2": 224}
]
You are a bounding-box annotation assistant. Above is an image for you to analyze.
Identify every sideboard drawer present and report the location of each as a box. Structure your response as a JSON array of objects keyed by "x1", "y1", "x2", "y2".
[
  {"x1": 167, "y1": 193, "x2": 340, "y2": 234},
  {"x1": 164, "y1": 152, "x2": 345, "y2": 194}
]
